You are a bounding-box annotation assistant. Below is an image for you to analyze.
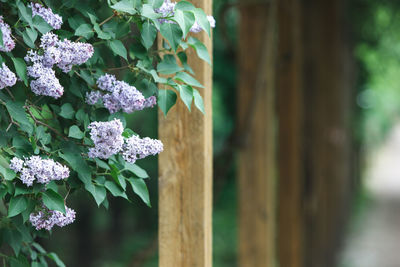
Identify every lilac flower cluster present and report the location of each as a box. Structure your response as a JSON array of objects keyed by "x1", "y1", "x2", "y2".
[
  {"x1": 0, "y1": 63, "x2": 17, "y2": 89},
  {"x1": 190, "y1": 15, "x2": 216, "y2": 33},
  {"x1": 25, "y1": 32, "x2": 93, "y2": 98},
  {"x1": 86, "y1": 74, "x2": 157, "y2": 113},
  {"x1": 29, "y1": 206, "x2": 76, "y2": 231},
  {"x1": 87, "y1": 119, "x2": 163, "y2": 161},
  {"x1": 10, "y1": 156, "x2": 70, "y2": 187},
  {"x1": 88, "y1": 119, "x2": 124, "y2": 159},
  {"x1": 29, "y1": 3, "x2": 63, "y2": 30},
  {"x1": 121, "y1": 135, "x2": 164, "y2": 163},
  {"x1": 0, "y1": 16, "x2": 15, "y2": 52},
  {"x1": 155, "y1": 0, "x2": 216, "y2": 33}
]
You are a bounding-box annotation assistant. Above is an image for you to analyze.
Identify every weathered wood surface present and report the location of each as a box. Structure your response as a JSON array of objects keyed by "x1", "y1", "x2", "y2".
[
  {"x1": 237, "y1": 1, "x2": 278, "y2": 266},
  {"x1": 158, "y1": 0, "x2": 213, "y2": 264},
  {"x1": 276, "y1": 0, "x2": 304, "y2": 266}
]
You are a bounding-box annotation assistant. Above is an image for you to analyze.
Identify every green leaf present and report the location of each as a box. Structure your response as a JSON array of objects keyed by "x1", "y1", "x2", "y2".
[
  {"x1": 173, "y1": 10, "x2": 195, "y2": 38},
  {"x1": 32, "y1": 15, "x2": 52, "y2": 34},
  {"x1": 5, "y1": 101, "x2": 33, "y2": 135},
  {"x1": 22, "y1": 28, "x2": 38, "y2": 48},
  {"x1": 74, "y1": 24, "x2": 94, "y2": 39},
  {"x1": 160, "y1": 23, "x2": 183, "y2": 51},
  {"x1": 110, "y1": 0, "x2": 137, "y2": 15},
  {"x1": 174, "y1": 72, "x2": 203, "y2": 88},
  {"x1": 157, "y1": 54, "x2": 183, "y2": 75},
  {"x1": 94, "y1": 24, "x2": 111, "y2": 40},
  {"x1": 84, "y1": 183, "x2": 106, "y2": 206},
  {"x1": 193, "y1": 89, "x2": 205, "y2": 114},
  {"x1": 59, "y1": 143, "x2": 92, "y2": 185},
  {"x1": 5, "y1": 229, "x2": 23, "y2": 256},
  {"x1": 0, "y1": 27, "x2": 3, "y2": 48},
  {"x1": 79, "y1": 69, "x2": 95, "y2": 86},
  {"x1": 68, "y1": 125, "x2": 84, "y2": 139},
  {"x1": 141, "y1": 4, "x2": 161, "y2": 19},
  {"x1": 59, "y1": 103, "x2": 75, "y2": 119},
  {"x1": 104, "y1": 181, "x2": 128, "y2": 199},
  {"x1": 149, "y1": 0, "x2": 164, "y2": 9},
  {"x1": 187, "y1": 37, "x2": 211, "y2": 65},
  {"x1": 194, "y1": 8, "x2": 210, "y2": 36},
  {"x1": 179, "y1": 84, "x2": 193, "y2": 111},
  {"x1": 124, "y1": 162, "x2": 149, "y2": 178},
  {"x1": 109, "y1": 40, "x2": 127, "y2": 60},
  {"x1": 42, "y1": 189, "x2": 66, "y2": 214},
  {"x1": 141, "y1": 21, "x2": 157, "y2": 50},
  {"x1": 8, "y1": 196, "x2": 28, "y2": 217},
  {"x1": 17, "y1": 2, "x2": 33, "y2": 26},
  {"x1": 11, "y1": 58, "x2": 28, "y2": 86},
  {"x1": 47, "y1": 252, "x2": 66, "y2": 267},
  {"x1": 128, "y1": 178, "x2": 151, "y2": 207},
  {"x1": 158, "y1": 89, "x2": 177, "y2": 116},
  {"x1": 0, "y1": 165, "x2": 16, "y2": 181},
  {"x1": 177, "y1": 51, "x2": 194, "y2": 74},
  {"x1": 174, "y1": 1, "x2": 196, "y2": 11}
]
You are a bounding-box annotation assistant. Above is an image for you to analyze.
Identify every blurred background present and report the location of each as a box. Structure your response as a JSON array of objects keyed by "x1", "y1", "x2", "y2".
[{"x1": 41, "y1": 0, "x2": 400, "y2": 266}]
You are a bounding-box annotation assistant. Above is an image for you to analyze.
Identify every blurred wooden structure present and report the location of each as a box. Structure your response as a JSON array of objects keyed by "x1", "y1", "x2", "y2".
[
  {"x1": 238, "y1": 0, "x2": 356, "y2": 267},
  {"x1": 158, "y1": 0, "x2": 355, "y2": 266}
]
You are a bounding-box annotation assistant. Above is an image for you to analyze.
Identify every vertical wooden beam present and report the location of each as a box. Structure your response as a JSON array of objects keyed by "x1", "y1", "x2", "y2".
[
  {"x1": 238, "y1": 1, "x2": 278, "y2": 266},
  {"x1": 276, "y1": 0, "x2": 304, "y2": 267},
  {"x1": 158, "y1": 0, "x2": 213, "y2": 265}
]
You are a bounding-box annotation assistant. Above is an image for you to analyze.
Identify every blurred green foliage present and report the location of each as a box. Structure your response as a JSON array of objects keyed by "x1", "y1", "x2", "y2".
[{"x1": 353, "y1": 0, "x2": 400, "y2": 147}]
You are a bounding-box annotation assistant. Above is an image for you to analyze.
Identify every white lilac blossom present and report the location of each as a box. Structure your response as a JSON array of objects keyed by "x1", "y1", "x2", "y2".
[
  {"x1": 10, "y1": 156, "x2": 70, "y2": 186},
  {"x1": 29, "y1": 206, "x2": 76, "y2": 231},
  {"x1": 29, "y1": 3, "x2": 63, "y2": 30},
  {"x1": 155, "y1": 0, "x2": 216, "y2": 33},
  {"x1": 88, "y1": 119, "x2": 124, "y2": 159},
  {"x1": 86, "y1": 74, "x2": 154, "y2": 114},
  {"x1": 121, "y1": 135, "x2": 163, "y2": 163},
  {"x1": 0, "y1": 16, "x2": 15, "y2": 52},
  {"x1": 0, "y1": 63, "x2": 17, "y2": 89}
]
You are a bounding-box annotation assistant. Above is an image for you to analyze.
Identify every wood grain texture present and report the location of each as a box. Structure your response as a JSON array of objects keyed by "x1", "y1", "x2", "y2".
[
  {"x1": 157, "y1": 0, "x2": 213, "y2": 265},
  {"x1": 238, "y1": 1, "x2": 278, "y2": 266},
  {"x1": 276, "y1": 0, "x2": 304, "y2": 267}
]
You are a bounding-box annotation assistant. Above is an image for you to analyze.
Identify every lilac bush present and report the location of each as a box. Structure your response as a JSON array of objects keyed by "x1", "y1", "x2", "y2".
[{"x1": 0, "y1": 0, "x2": 213, "y2": 265}]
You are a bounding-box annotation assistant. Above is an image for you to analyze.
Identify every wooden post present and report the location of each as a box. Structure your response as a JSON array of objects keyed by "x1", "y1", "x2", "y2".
[
  {"x1": 158, "y1": 0, "x2": 213, "y2": 265},
  {"x1": 276, "y1": 0, "x2": 304, "y2": 267},
  {"x1": 238, "y1": 0, "x2": 278, "y2": 266}
]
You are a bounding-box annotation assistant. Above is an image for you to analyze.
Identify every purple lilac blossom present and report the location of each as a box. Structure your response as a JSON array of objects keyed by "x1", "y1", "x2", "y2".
[
  {"x1": 0, "y1": 16, "x2": 15, "y2": 52},
  {"x1": 86, "y1": 91, "x2": 103, "y2": 105},
  {"x1": 25, "y1": 33, "x2": 93, "y2": 98},
  {"x1": 121, "y1": 135, "x2": 163, "y2": 163},
  {"x1": 155, "y1": 0, "x2": 176, "y2": 24},
  {"x1": 0, "y1": 63, "x2": 17, "y2": 89},
  {"x1": 190, "y1": 15, "x2": 216, "y2": 33},
  {"x1": 86, "y1": 74, "x2": 149, "y2": 114},
  {"x1": 29, "y1": 3, "x2": 63, "y2": 30},
  {"x1": 88, "y1": 119, "x2": 124, "y2": 159},
  {"x1": 29, "y1": 206, "x2": 76, "y2": 231},
  {"x1": 10, "y1": 156, "x2": 69, "y2": 186},
  {"x1": 155, "y1": 0, "x2": 216, "y2": 33}
]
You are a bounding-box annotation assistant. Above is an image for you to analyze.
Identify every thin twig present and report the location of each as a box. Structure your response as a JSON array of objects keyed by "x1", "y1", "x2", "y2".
[
  {"x1": 26, "y1": 107, "x2": 68, "y2": 141},
  {"x1": 5, "y1": 87, "x2": 15, "y2": 100}
]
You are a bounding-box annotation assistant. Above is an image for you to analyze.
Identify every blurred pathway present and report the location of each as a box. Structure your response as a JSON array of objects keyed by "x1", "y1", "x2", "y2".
[{"x1": 338, "y1": 124, "x2": 400, "y2": 267}]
